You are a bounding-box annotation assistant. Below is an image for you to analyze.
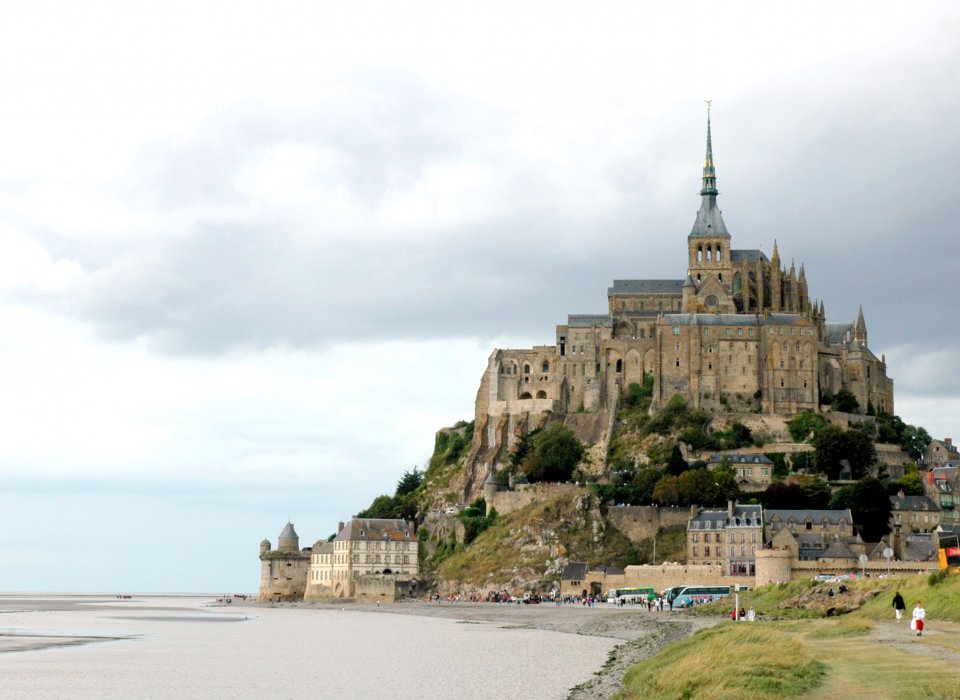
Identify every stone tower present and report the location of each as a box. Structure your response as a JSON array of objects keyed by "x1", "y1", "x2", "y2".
[{"x1": 257, "y1": 521, "x2": 311, "y2": 602}]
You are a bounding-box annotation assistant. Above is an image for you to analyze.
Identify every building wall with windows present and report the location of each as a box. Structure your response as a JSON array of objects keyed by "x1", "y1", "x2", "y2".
[{"x1": 686, "y1": 502, "x2": 763, "y2": 576}]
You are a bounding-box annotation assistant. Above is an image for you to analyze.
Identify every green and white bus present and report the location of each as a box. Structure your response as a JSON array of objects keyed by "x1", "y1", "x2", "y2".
[
  {"x1": 606, "y1": 586, "x2": 656, "y2": 604},
  {"x1": 663, "y1": 585, "x2": 730, "y2": 609}
]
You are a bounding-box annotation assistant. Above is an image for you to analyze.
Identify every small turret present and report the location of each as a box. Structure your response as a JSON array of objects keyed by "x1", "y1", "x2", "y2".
[
  {"x1": 278, "y1": 522, "x2": 300, "y2": 553},
  {"x1": 260, "y1": 538, "x2": 271, "y2": 556},
  {"x1": 854, "y1": 306, "x2": 868, "y2": 343}
]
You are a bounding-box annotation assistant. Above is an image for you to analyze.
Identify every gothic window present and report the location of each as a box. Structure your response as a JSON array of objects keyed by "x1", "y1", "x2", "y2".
[
  {"x1": 523, "y1": 364, "x2": 530, "y2": 374},
  {"x1": 542, "y1": 360, "x2": 549, "y2": 373}
]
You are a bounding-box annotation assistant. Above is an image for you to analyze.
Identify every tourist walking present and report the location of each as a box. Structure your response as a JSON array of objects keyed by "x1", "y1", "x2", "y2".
[
  {"x1": 912, "y1": 601, "x2": 926, "y2": 637},
  {"x1": 892, "y1": 591, "x2": 905, "y2": 622}
]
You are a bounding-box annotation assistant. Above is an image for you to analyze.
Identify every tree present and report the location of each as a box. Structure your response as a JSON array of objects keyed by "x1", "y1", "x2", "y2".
[
  {"x1": 633, "y1": 468, "x2": 663, "y2": 504},
  {"x1": 762, "y1": 482, "x2": 805, "y2": 509},
  {"x1": 787, "y1": 411, "x2": 827, "y2": 442},
  {"x1": 395, "y1": 467, "x2": 424, "y2": 497},
  {"x1": 812, "y1": 425, "x2": 876, "y2": 479},
  {"x1": 849, "y1": 477, "x2": 892, "y2": 542},
  {"x1": 832, "y1": 388, "x2": 860, "y2": 413},
  {"x1": 900, "y1": 424, "x2": 931, "y2": 461},
  {"x1": 520, "y1": 422, "x2": 584, "y2": 482},
  {"x1": 664, "y1": 445, "x2": 689, "y2": 476},
  {"x1": 653, "y1": 475, "x2": 681, "y2": 505},
  {"x1": 800, "y1": 479, "x2": 832, "y2": 509}
]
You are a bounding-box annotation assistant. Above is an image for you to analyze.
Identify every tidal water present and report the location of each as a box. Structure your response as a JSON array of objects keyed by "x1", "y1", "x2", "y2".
[{"x1": 0, "y1": 596, "x2": 615, "y2": 699}]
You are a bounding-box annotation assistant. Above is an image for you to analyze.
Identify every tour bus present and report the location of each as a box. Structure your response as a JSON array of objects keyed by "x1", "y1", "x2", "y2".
[
  {"x1": 606, "y1": 587, "x2": 656, "y2": 604},
  {"x1": 663, "y1": 585, "x2": 731, "y2": 609}
]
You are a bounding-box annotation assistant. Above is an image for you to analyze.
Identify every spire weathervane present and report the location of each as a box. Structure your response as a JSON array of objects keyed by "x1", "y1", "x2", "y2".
[{"x1": 700, "y1": 100, "x2": 717, "y2": 196}]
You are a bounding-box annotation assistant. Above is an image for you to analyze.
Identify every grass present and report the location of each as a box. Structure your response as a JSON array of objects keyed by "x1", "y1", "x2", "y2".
[
  {"x1": 616, "y1": 574, "x2": 960, "y2": 699},
  {"x1": 616, "y1": 624, "x2": 826, "y2": 699}
]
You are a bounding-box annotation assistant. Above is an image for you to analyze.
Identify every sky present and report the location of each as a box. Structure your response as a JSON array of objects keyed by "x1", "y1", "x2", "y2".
[{"x1": 1, "y1": 1, "x2": 958, "y2": 593}]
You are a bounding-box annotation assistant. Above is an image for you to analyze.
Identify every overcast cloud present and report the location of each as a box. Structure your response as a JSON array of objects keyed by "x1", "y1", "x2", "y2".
[{"x1": 0, "y1": 2, "x2": 958, "y2": 592}]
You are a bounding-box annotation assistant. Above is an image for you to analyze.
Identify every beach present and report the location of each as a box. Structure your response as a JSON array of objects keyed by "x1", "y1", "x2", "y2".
[{"x1": 0, "y1": 594, "x2": 716, "y2": 699}]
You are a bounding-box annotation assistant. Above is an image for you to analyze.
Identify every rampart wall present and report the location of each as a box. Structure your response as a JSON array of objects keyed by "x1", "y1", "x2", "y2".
[{"x1": 605, "y1": 505, "x2": 698, "y2": 544}]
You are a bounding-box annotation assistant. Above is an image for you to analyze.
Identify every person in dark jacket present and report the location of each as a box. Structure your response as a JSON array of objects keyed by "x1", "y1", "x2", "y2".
[{"x1": 892, "y1": 591, "x2": 906, "y2": 623}]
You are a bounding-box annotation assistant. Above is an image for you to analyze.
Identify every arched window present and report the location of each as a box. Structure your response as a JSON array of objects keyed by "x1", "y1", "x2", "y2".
[
  {"x1": 523, "y1": 364, "x2": 530, "y2": 375},
  {"x1": 536, "y1": 390, "x2": 547, "y2": 399},
  {"x1": 616, "y1": 359, "x2": 623, "y2": 373},
  {"x1": 519, "y1": 392, "x2": 532, "y2": 400},
  {"x1": 542, "y1": 360, "x2": 549, "y2": 373}
]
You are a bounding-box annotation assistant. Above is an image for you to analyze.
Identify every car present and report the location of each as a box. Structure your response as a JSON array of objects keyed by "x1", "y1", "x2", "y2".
[{"x1": 444, "y1": 507, "x2": 458, "y2": 514}]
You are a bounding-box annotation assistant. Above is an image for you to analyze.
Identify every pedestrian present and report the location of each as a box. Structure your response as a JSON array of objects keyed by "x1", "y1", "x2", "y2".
[
  {"x1": 892, "y1": 591, "x2": 905, "y2": 623},
  {"x1": 739, "y1": 607, "x2": 746, "y2": 621},
  {"x1": 747, "y1": 607, "x2": 756, "y2": 622},
  {"x1": 912, "y1": 601, "x2": 926, "y2": 637}
]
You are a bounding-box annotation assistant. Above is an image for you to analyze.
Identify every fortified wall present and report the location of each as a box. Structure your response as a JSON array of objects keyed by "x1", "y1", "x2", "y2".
[
  {"x1": 605, "y1": 504, "x2": 698, "y2": 544},
  {"x1": 484, "y1": 482, "x2": 584, "y2": 517}
]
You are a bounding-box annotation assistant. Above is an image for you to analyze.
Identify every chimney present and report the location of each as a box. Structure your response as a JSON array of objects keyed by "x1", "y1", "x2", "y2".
[
  {"x1": 338, "y1": 521, "x2": 345, "y2": 533},
  {"x1": 946, "y1": 438, "x2": 953, "y2": 446},
  {"x1": 728, "y1": 500, "x2": 735, "y2": 518}
]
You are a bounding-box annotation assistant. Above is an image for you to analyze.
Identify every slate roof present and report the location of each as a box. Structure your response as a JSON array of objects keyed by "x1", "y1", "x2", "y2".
[
  {"x1": 709, "y1": 453, "x2": 773, "y2": 465},
  {"x1": 766, "y1": 509, "x2": 853, "y2": 525},
  {"x1": 335, "y1": 518, "x2": 415, "y2": 542},
  {"x1": 902, "y1": 533, "x2": 938, "y2": 562},
  {"x1": 821, "y1": 539, "x2": 856, "y2": 559},
  {"x1": 561, "y1": 562, "x2": 589, "y2": 581},
  {"x1": 566, "y1": 315, "x2": 611, "y2": 328},
  {"x1": 689, "y1": 196, "x2": 729, "y2": 237},
  {"x1": 890, "y1": 495, "x2": 939, "y2": 512},
  {"x1": 279, "y1": 522, "x2": 299, "y2": 539},
  {"x1": 689, "y1": 504, "x2": 763, "y2": 529},
  {"x1": 608, "y1": 279, "x2": 685, "y2": 295},
  {"x1": 730, "y1": 249, "x2": 770, "y2": 264}
]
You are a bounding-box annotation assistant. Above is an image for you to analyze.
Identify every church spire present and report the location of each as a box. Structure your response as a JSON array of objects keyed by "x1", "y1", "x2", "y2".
[
  {"x1": 689, "y1": 101, "x2": 729, "y2": 237},
  {"x1": 855, "y1": 306, "x2": 868, "y2": 342},
  {"x1": 701, "y1": 101, "x2": 718, "y2": 196}
]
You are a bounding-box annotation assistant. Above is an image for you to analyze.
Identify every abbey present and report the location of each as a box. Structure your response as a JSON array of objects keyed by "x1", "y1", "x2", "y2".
[{"x1": 466, "y1": 112, "x2": 893, "y2": 491}]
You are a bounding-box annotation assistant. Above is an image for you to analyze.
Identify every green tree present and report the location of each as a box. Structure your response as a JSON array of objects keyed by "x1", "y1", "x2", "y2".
[
  {"x1": 787, "y1": 411, "x2": 827, "y2": 442},
  {"x1": 900, "y1": 424, "x2": 931, "y2": 461},
  {"x1": 395, "y1": 467, "x2": 424, "y2": 497},
  {"x1": 849, "y1": 477, "x2": 892, "y2": 542},
  {"x1": 762, "y1": 482, "x2": 805, "y2": 509},
  {"x1": 653, "y1": 475, "x2": 681, "y2": 505},
  {"x1": 832, "y1": 388, "x2": 860, "y2": 413},
  {"x1": 633, "y1": 467, "x2": 664, "y2": 504},
  {"x1": 812, "y1": 425, "x2": 876, "y2": 479},
  {"x1": 520, "y1": 422, "x2": 584, "y2": 482},
  {"x1": 663, "y1": 445, "x2": 689, "y2": 476}
]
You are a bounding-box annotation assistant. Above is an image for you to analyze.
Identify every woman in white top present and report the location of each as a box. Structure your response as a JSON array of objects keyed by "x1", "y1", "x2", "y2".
[{"x1": 912, "y1": 601, "x2": 926, "y2": 637}]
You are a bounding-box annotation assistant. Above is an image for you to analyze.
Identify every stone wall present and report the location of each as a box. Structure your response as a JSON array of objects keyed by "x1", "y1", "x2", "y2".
[
  {"x1": 487, "y1": 483, "x2": 584, "y2": 516},
  {"x1": 355, "y1": 575, "x2": 424, "y2": 603},
  {"x1": 258, "y1": 552, "x2": 310, "y2": 602},
  {"x1": 605, "y1": 505, "x2": 697, "y2": 544}
]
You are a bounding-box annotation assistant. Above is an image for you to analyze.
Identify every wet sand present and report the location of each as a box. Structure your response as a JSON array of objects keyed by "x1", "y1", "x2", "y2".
[{"x1": 253, "y1": 599, "x2": 723, "y2": 699}]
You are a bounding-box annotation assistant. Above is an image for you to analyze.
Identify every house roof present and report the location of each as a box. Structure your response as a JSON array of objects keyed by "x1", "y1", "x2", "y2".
[
  {"x1": 902, "y1": 534, "x2": 938, "y2": 562},
  {"x1": 561, "y1": 562, "x2": 589, "y2": 581},
  {"x1": 890, "y1": 495, "x2": 939, "y2": 512},
  {"x1": 709, "y1": 453, "x2": 773, "y2": 465},
  {"x1": 766, "y1": 509, "x2": 853, "y2": 525},
  {"x1": 690, "y1": 504, "x2": 763, "y2": 529},
  {"x1": 335, "y1": 518, "x2": 415, "y2": 542},
  {"x1": 608, "y1": 279, "x2": 685, "y2": 296},
  {"x1": 730, "y1": 249, "x2": 770, "y2": 264},
  {"x1": 821, "y1": 539, "x2": 857, "y2": 559}
]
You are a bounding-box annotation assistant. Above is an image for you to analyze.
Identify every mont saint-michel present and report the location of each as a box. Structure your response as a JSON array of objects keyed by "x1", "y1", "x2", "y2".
[
  {"x1": 256, "y1": 112, "x2": 955, "y2": 612},
  {"x1": 455, "y1": 110, "x2": 893, "y2": 502}
]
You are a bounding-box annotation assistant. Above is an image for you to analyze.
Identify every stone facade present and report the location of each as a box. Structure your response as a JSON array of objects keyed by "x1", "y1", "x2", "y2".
[
  {"x1": 304, "y1": 517, "x2": 419, "y2": 600},
  {"x1": 605, "y1": 504, "x2": 697, "y2": 544},
  {"x1": 686, "y1": 501, "x2": 763, "y2": 577},
  {"x1": 889, "y1": 494, "x2": 940, "y2": 534},
  {"x1": 258, "y1": 522, "x2": 311, "y2": 602},
  {"x1": 765, "y1": 509, "x2": 853, "y2": 539},
  {"x1": 709, "y1": 453, "x2": 774, "y2": 491},
  {"x1": 461, "y1": 112, "x2": 895, "y2": 500}
]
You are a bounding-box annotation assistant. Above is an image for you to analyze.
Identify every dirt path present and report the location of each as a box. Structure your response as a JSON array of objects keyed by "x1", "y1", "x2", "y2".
[{"x1": 873, "y1": 619, "x2": 960, "y2": 663}]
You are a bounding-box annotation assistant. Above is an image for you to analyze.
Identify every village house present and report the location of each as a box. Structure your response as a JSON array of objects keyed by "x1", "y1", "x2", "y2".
[
  {"x1": 889, "y1": 493, "x2": 940, "y2": 535},
  {"x1": 765, "y1": 508, "x2": 853, "y2": 538},
  {"x1": 709, "y1": 453, "x2": 774, "y2": 490},
  {"x1": 923, "y1": 438, "x2": 958, "y2": 468},
  {"x1": 304, "y1": 517, "x2": 419, "y2": 600},
  {"x1": 686, "y1": 501, "x2": 763, "y2": 577},
  {"x1": 923, "y1": 463, "x2": 960, "y2": 524}
]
